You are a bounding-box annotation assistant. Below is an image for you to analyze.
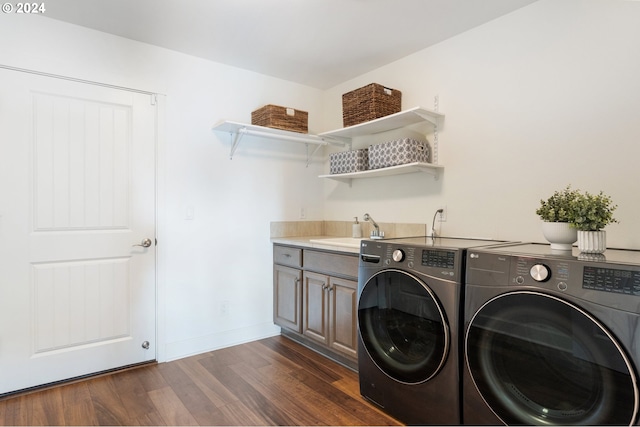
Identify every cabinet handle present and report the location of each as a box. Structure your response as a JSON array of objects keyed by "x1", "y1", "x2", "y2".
[
  {"x1": 322, "y1": 284, "x2": 328, "y2": 291},
  {"x1": 294, "y1": 278, "x2": 299, "y2": 284}
]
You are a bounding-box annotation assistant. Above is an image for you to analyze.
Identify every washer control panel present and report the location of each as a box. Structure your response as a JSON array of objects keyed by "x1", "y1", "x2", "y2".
[
  {"x1": 391, "y1": 245, "x2": 458, "y2": 280},
  {"x1": 360, "y1": 241, "x2": 461, "y2": 281}
]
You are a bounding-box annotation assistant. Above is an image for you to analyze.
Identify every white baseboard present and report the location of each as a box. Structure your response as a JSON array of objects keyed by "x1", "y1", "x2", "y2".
[{"x1": 163, "y1": 322, "x2": 281, "y2": 362}]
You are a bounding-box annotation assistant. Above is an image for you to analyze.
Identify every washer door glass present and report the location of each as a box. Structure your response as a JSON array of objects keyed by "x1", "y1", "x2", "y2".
[
  {"x1": 358, "y1": 269, "x2": 449, "y2": 384},
  {"x1": 466, "y1": 291, "x2": 638, "y2": 425}
]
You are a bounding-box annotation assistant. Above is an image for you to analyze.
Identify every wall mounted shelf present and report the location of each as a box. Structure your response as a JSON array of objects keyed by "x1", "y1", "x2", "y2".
[
  {"x1": 318, "y1": 105, "x2": 445, "y2": 184},
  {"x1": 319, "y1": 162, "x2": 443, "y2": 185},
  {"x1": 211, "y1": 120, "x2": 348, "y2": 163},
  {"x1": 319, "y1": 106, "x2": 443, "y2": 140},
  {"x1": 212, "y1": 105, "x2": 444, "y2": 175}
]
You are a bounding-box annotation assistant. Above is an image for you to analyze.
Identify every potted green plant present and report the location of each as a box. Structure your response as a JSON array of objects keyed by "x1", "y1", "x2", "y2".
[
  {"x1": 536, "y1": 186, "x2": 580, "y2": 250},
  {"x1": 571, "y1": 190, "x2": 618, "y2": 254}
]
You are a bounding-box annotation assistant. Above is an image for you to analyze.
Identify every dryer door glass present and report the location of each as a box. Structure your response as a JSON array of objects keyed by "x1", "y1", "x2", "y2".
[
  {"x1": 466, "y1": 291, "x2": 638, "y2": 425},
  {"x1": 358, "y1": 270, "x2": 449, "y2": 384}
]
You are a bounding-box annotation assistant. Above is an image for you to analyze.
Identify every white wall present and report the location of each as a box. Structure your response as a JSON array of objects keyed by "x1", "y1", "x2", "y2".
[
  {"x1": 0, "y1": 14, "x2": 325, "y2": 361},
  {"x1": 321, "y1": 0, "x2": 640, "y2": 249}
]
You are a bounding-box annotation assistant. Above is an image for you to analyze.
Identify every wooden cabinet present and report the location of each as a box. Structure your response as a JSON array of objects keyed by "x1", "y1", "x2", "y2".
[
  {"x1": 328, "y1": 276, "x2": 358, "y2": 359},
  {"x1": 302, "y1": 273, "x2": 357, "y2": 360},
  {"x1": 273, "y1": 246, "x2": 302, "y2": 333},
  {"x1": 273, "y1": 264, "x2": 302, "y2": 332},
  {"x1": 273, "y1": 243, "x2": 359, "y2": 366}
]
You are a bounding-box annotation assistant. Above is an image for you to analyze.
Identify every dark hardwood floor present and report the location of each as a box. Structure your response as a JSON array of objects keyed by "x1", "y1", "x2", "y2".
[{"x1": 0, "y1": 335, "x2": 402, "y2": 426}]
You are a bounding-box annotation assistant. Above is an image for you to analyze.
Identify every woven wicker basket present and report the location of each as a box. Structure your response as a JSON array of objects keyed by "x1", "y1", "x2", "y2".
[
  {"x1": 342, "y1": 83, "x2": 402, "y2": 127},
  {"x1": 251, "y1": 104, "x2": 308, "y2": 133}
]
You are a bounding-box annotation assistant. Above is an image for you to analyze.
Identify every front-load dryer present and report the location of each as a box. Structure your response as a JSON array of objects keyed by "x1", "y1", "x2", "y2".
[
  {"x1": 357, "y1": 236, "x2": 511, "y2": 425},
  {"x1": 464, "y1": 243, "x2": 640, "y2": 425}
]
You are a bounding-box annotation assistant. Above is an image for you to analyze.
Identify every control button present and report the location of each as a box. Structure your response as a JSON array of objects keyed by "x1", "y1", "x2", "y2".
[
  {"x1": 392, "y1": 249, "x2": 405, "y2": 262},
  {"x1": 385, "y1": 259, "x2": 391, "y2": 265},
  {"x1": 515, "y1": 276, "x2": 525, "y2": 285},
  {"x1": 558, "y1": 282, "x2": 568, "y2": 291},
  {"x1": 530, "y1": 264, "x2": 551, "y2": 282},
  {"x1": 407, "y1": 261, "x2": 414, "y2": 268}
]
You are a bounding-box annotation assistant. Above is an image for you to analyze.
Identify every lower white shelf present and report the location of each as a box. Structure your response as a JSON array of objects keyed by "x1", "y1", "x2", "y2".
[{"x1": 319, "y1": 162, "x2": 443, "y2": 184}]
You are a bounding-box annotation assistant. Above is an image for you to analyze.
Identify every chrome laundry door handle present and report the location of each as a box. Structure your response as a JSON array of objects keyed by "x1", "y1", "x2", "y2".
[{"x1": 133, "y1": 238, "x2": 152, "y2": 248}]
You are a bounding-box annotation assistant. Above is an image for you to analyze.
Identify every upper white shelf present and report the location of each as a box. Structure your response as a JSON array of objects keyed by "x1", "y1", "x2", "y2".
[{"x1": 319, "y1": 106, "x2": 444, "y2": 141}]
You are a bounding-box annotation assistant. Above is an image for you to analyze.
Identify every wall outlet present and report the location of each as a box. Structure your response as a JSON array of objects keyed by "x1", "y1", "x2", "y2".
[
  {"x1": 438, "y1": 206, "x2": 447, "y2": 222},
  {"x1": 220, "y1": 301, "x2": 230, "y2": 316},
  {"x1": 299, "y1": 207, "x2": 306, "y2": 219},
  {"x1": 185, "y1": 205, "x2": 195, "y2": 220}
]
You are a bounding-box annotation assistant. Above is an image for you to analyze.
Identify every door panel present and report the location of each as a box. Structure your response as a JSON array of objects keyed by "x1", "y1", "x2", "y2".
[
  {"x1": 329, "y1": 277, "x2": 357, "y2": 358},
  {"x1": 303, "y1": 271, "x2": 329, "y2": 345},
  {"x1": 273, "y1": 264, "x2": 302, "y2": 332},
  {"x1": 0, "y1": 69, "x2": 157, "y2": 394}
]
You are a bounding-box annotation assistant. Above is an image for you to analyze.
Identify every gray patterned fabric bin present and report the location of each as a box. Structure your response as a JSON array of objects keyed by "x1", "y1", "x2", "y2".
[
  {"x1": 368, "y1": 138, "x2": 430, "y2": 170},
  {"x1": 329, "y1": 148, "x2": 369, "y2": 174}
]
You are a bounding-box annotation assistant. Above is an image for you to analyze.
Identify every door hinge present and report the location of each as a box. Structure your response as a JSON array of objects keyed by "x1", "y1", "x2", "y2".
[{"x1": 150, "y1": 94, "x2": 157, "y2": 105}]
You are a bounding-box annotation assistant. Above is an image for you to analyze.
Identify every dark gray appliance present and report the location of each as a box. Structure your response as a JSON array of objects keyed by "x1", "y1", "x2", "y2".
[
  {"x1": 357, "y1": 236, "x2": 511, "y2": 425},
  {"x1": 464, "y1": 243, "x2": 640, "y2": 425}
]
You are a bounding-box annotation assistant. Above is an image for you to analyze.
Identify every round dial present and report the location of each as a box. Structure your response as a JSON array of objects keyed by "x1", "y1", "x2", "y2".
[
  {"x1": 392, "y1": 249, "x2": 405, "y2": 262},
  {"x1": 530, "y1": 264, "x2": 551, "y2": 282}
]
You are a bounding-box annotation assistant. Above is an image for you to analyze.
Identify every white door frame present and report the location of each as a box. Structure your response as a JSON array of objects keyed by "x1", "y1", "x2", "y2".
[{"x1": 0, "y1": 63, "x2": 168, "y2": 365}]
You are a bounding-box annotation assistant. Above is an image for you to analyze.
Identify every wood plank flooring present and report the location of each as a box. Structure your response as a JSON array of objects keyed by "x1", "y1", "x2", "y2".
[{"x1": 0, "y1": 336, "x2": 402, "y2": 426}]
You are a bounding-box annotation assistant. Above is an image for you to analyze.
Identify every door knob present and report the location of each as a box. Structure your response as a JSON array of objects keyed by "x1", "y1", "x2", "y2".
[{"x1": 133, "y1": 238, "x2": 152, "y2": 248}]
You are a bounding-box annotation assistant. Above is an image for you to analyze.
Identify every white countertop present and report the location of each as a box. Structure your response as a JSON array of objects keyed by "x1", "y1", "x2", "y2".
[{"x1": 271, "y1": 236, "x2": 362, "y2": 254}]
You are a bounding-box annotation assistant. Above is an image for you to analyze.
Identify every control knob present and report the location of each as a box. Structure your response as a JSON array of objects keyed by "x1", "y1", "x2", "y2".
[
  {"x1": 530, "y1": 264, "x2": 551, "y2": 282},
  {"x1": 392, "y1": 249, "x2": 405, "y2": 262}
]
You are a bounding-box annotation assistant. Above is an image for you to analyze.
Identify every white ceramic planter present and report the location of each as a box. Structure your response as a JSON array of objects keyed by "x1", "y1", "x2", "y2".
[
  {"x1": 541, "y1": 221, "x2": 577, "y2": 251},
  {"x1": 577, "y1": 230, "x2": 607, "y2": 254}
]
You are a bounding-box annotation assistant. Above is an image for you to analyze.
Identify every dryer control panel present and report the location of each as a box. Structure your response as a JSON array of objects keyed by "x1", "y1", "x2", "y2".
[{"x1": 467, "y1": 245, "x2": 640, "y2": 313}]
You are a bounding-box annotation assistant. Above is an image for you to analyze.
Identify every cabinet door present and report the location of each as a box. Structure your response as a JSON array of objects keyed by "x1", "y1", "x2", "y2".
[
  {"x1": 273, "y1": 265, "x2": 302, "y2": 332},
  {"x1": 329, "y1": 277, "x2": 358, "y2": 359},
  {"x1": 303, "y1": 271, "x2": 329, "y2": 345}
]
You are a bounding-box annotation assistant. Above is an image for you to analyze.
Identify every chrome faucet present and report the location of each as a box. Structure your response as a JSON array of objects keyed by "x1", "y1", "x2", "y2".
[{"x1": 363, "y1": 213, "x2": 384, "y2": 239}]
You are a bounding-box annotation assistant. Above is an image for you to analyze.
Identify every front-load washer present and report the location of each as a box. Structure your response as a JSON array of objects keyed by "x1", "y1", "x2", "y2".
[
  {"x1": 358, "y1": 236, "x2": 512, "y2": 425},
  {"x1": 464, "y1": 243, "x2": 640, "y2": 425}
]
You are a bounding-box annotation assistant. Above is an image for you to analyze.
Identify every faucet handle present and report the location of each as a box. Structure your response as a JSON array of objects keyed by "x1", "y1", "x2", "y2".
[{"x1": 369, "y1": 230, "x2": 384, "y2": 240}]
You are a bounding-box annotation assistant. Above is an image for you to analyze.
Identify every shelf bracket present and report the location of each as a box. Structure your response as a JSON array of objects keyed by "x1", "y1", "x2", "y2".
[
  {"x1": 306, "y1": 144, "x2": 324, "y2": 168},
  {"x1": 413, "y1": 110, "x2": 440, "y2": 127},
  {"x1": 229, "y1": 129, "x2": 245, "y2": 160}
]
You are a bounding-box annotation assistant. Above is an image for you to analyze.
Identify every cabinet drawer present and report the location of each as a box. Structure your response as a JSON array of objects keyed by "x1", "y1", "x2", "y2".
[
  {"x1": 304, "y1": 250, "x2": 358, "y2": 279},
  {"x1": 274, "y1": 245, "x2": 302, "y2": 268}
]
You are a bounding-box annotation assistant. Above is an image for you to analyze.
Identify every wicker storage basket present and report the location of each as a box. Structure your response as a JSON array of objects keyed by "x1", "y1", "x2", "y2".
[
  {"x1": 342, "y1": 83, "x2": 402, "y2": 127},
  {"x1": 368, "y1": 138, "x2": 429, "y2": 170},
  {"x1": 251, "y1": 104, "x2": 308, "y2": 133},
  {"x1": 329, "y1": 148, "x2": 369, "y2": 174}
]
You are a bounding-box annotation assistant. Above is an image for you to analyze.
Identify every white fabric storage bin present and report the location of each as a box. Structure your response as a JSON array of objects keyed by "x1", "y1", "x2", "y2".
[
  {"x1": 368, "y1": 138, "x2": 430, "y2": 169},
  {"x1": 329, "y1": 148, "x2": 369, "y2": 174}
]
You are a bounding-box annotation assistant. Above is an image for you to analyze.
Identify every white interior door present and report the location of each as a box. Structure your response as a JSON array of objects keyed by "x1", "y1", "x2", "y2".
[{"x1": 0, "y1": 68, "x2": 157, "y2": 394}]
